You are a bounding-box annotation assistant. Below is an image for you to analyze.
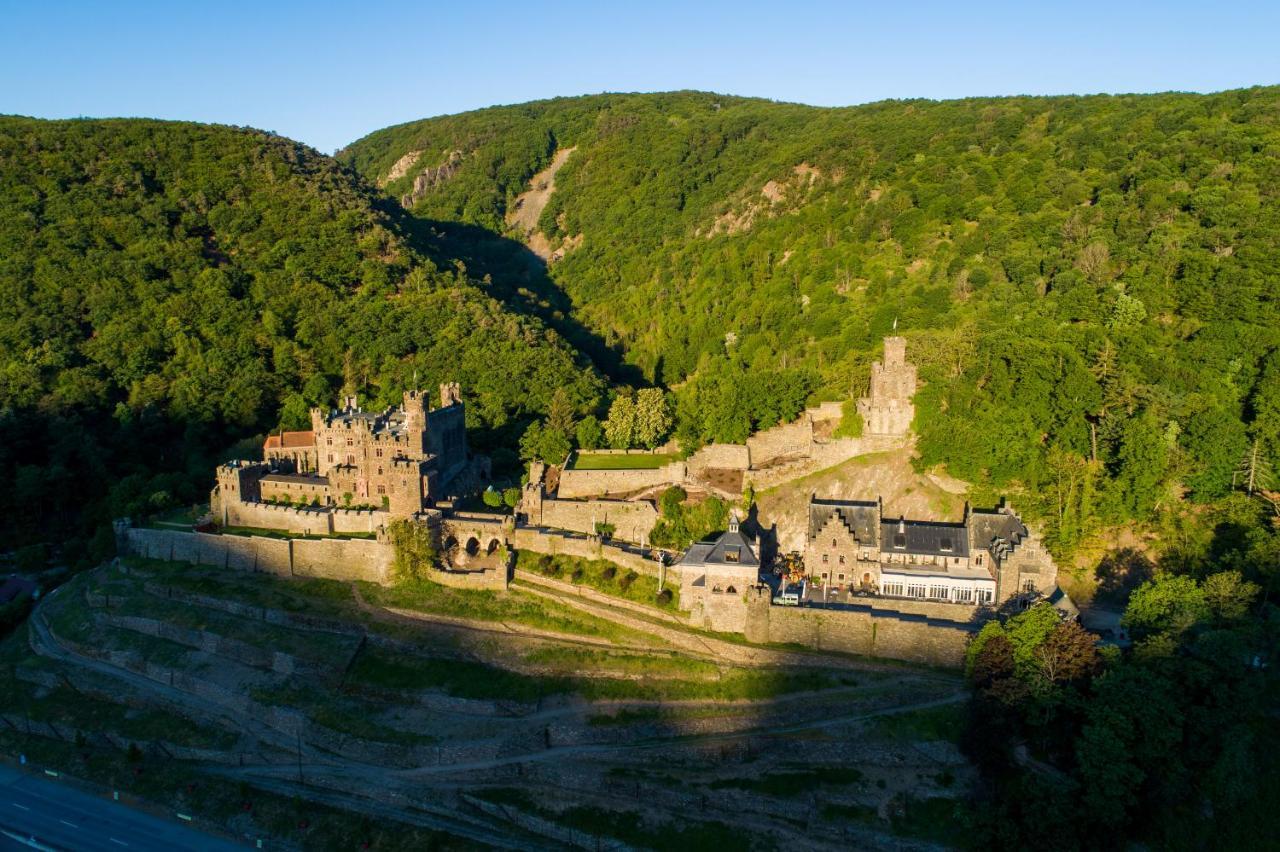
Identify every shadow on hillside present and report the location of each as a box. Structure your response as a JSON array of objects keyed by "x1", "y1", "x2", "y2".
[{"x1": 404, "y1": 217, "x2": 645, "y2": 388}]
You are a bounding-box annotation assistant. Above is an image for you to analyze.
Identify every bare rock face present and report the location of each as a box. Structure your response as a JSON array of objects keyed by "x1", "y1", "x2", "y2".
[
  {"x1": 399, "y1": 150, "x2": 463, "y2": 208},
  {"x1": 380, "y1": 150, "x2": 423, "y2": 186}
]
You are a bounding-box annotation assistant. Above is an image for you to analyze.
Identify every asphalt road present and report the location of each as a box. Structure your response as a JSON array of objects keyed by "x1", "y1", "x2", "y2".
[{"x1": 0, "y1": 764, "x2": 243, "y2": 851}]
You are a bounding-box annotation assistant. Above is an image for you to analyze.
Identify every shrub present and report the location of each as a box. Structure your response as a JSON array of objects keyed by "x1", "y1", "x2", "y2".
[
  {"x1": 656, "y1": 588, "x2": 673, "y2": 605},
  {"x1": 571, "y1": 568, "x2": 585, "y2": 582},
  {"x1": 619, "y1": 570, "x2": 638, "y2": 591},
  {"x1": 601, "y1": 565, "x2": 617, "y2": 581}
]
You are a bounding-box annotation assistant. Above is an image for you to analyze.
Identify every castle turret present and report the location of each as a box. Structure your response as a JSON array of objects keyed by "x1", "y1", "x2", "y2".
[{"x1": 857, "y1": 336, "x2": 917, "y2": 437}]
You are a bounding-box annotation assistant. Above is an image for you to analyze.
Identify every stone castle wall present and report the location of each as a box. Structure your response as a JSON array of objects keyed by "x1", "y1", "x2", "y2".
[
  {"x1": 124, "y1": 528, "x2": 391, "y2": 584},
  {"x1": 556, "y1": 460, "x2": 687, "y2": 499},
  {"x1": 743, "y1": 589, "x2": 975, "y2": 667},
  {"x1": 220, "y1": 498, "x2": 382, "y2": 536},
  {"x1": 746, "y1": 420, "x2": 813, "y2": 468},
  {"x1": 687, "y1": 443, "x2": 751, "y2": 474},
  {"x1": 537, "y1": 498, "x2": 659, "y2": 543},
  {"x1": 510, "y1": 527, "x2": 659, "y2": 578}
]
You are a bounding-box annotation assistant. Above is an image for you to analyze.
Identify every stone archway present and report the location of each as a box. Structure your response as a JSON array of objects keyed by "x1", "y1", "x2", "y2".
[
  {"x1": 465, "y1": 537, "x2": 480, "y2": 557},
  {"x1": 486, "y1": 538, "x2": 501, "y2": 555},
  {"x1": 444, "y1": 535, "x2": 458, "y2": 552}
]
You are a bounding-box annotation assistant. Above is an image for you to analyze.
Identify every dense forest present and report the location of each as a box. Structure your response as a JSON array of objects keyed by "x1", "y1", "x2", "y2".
[
  {"x1": 343, "y1": 88, "x2": 1280, "y2": 560},
  {"x1": 0, "y1": 117, "x2": 602, "y2": 559}
]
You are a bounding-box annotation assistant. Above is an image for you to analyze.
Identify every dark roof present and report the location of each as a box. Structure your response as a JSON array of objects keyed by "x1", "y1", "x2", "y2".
[
  {"x1": 880, "y1": 519, "x2": 970, "y2": 557},
  {"x1": 261, "y1": 473, "x2": 330, "y2": 486},
  {"x1": 808, "y1": 498, "x2": 880, "y2": 544},
  {"x1": 679, "y1": 528, "x2": 760, "y2": 569},
  {"x1": 967, "y1": 509, "x2": 1028, "y2": 556}
]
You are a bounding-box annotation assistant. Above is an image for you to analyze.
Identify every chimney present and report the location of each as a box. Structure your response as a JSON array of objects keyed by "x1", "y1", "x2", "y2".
[{"x1": 897, "y1": 516, "x2": 906, "y2": 534}]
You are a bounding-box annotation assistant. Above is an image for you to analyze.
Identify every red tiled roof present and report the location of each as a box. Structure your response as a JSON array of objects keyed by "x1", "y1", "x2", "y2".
[{"x1": 264, "y1": 430, "x2": 314, "y2": 450}]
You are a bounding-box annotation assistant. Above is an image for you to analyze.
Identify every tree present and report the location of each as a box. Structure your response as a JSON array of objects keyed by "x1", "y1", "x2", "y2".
[
  {"x1": 632, "y1": 388, "x2": 672, "y2": 449},
  {"x1": 1122, "y1": 574, "x2": 1208, "y2": 639},
  {"x1": 387, "y1": 518, "x2": 438, "y2": 584},
  {"x1": 575, "y1": 415, "x2": 603, "y2": 451},
  {"x1": 604, "y1": 394, "x2": 637, "y2": 449},
  {"x1": 502, "y1": 487, "x2": 520, "y2": 509},
  {"x1": 1035, "y1": 621, "x2": 1103, "y2": 686},
  {"x1": 481, "y1": 488, "x2": 503, "y2": 508}
]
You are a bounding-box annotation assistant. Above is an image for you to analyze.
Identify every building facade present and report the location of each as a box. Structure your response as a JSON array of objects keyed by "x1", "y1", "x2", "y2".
[
  {"x1": 804, "y1": 495, "x2": 1057, "y2": 607},
  {"x1": 674, "y1": 511, "x2": 762, "y2": 632}
]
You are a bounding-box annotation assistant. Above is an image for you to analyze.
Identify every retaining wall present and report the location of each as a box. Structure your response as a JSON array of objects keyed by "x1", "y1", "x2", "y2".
[
  {"x1": 538, "y1": 498, "x2": 659, "y2": 543},
  {"x1": 555, "y1": 461, "x2": 687, "y2": 499},
  {"x1": 221, "y1": 499, "x2": 382, "y2": 536},
  {"x1": 124, "y1": 528, "x2": 392, "y2": 585},
  {"x1": 743, "y1": 590, "x2": 975, "y2": 667},
  {"x1": 511, "y1": 528, "x2": 658, "y2": 577}
]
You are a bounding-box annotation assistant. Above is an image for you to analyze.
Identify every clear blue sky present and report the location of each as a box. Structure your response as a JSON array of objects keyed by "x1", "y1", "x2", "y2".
[{"x1": 3, "y1": 0, "x2": 1278, "y2": 153}]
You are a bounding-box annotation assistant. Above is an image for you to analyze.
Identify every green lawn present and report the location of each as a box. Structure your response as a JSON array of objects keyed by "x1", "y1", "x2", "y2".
[{"x1": 570, "y1": 452, "x2": 678, "y2": 470}]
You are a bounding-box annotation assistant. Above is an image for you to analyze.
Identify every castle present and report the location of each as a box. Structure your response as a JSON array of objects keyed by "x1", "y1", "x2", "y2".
[{"x1": 212, "y1": 384, "x2": 469, "y2": 531}]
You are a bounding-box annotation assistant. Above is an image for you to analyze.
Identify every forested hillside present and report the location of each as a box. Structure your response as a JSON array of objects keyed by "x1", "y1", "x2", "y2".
[
  {"x1": 0, "y1": 117, "x2": 602, "y2": 556},
  {"x1": 343, "y1": 89, "x2": 1280, "y2": 557}
]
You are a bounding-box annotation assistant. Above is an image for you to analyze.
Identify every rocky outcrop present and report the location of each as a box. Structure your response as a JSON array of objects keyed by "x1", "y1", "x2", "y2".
[
  {"x1": 380, "y1": 150, "x2": 423, "y2": 186},
  {"x1": 399, "y1": 150, "x2": 464, "y2": 208}
]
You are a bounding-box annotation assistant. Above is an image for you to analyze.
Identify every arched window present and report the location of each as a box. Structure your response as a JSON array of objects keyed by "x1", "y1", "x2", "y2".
[{"x1": 725, "y1": 586, "x2": 737, "y2": 594}]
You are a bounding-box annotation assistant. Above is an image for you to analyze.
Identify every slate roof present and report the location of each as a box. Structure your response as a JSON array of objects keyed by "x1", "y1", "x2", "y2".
[
  {"x1": 679, "y1": 527, "x2": 760, "y2": 569},
  {"x1": 880, "y1": 519, "x2": 970, "y2": 557},
  {"x1": 967, "y1": 509, "x2": 1028, "y2": 556},
  {"x1": 808, "y1": 498, "x2": 880, "y2": 545}
]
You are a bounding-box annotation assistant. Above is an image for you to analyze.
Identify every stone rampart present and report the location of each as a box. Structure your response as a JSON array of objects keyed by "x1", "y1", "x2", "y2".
[
  {"x1": 746, "y1": 420, "x2": 813, "y2": 468},
  {"x1": 686, "y1": 443, "x2": 751, "y2": 474},
  {"x1": 511, "y1": 528, "x2": 658, "y2": 577},
  {"x1": 538, "y1": 498, "x2": 659, "y2": 544},
  {"x1": 555, "y1": 461, "x2": 687, "y2": 499},
  {"x1": 291, "y1": 537, "x2": 393, "y2": 584},
  {"x1": 743, "y1": 589, "x2": 974, "y2": 667},
  {"x1": 123, "y1": 528, "x2": 393, "y2": 585}
]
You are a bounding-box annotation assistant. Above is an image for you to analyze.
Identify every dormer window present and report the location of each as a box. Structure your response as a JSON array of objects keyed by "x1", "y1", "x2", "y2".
[
  {"x1": 893, "y1": 534, "x2": 906, "y2": 549},
  {"x1": 724, "y1": 547, "x2": 740, "y2": 563},
  {"x1": 940, "y1": 537, "x2": 953, "y2": 553}
]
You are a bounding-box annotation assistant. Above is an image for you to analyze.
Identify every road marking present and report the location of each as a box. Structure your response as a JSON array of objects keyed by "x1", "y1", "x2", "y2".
[
  {"x1": 11, "y1": 802, "x2": 30, "y2": 810},
  {"x1": 110, "y1": 839, "x2": 129, "y2": 847},
  {"x1": 60, "y1": 819, "x2": 78, "y2": 828}
]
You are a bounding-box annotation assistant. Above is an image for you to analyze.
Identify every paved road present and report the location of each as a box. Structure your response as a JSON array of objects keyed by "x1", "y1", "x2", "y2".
[{"x1": 0, "y1": 765, "x2": 243, "y2": 851}]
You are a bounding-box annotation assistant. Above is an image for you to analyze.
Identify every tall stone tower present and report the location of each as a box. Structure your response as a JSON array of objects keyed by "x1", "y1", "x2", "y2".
[{"x1": 857, "y1": 336, "x2": 917, "y2": 437}]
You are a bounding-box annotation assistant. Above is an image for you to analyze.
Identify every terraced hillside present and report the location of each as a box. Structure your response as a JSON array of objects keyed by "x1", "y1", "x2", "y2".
[{"x1": 4, "y1": 558, "x2": 970, "y2": 850}]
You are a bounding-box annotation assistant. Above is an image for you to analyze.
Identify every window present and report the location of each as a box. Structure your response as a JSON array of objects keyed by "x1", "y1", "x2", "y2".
[
  {"x1": 346, "y1": 455, "x2": 354, "y2": 465},
  {"x1": 893, "y1": 534, "x2": 906, "y2": 549},
  {"x1": 822, "y1": 554, "x2": 829, "y2": 563},
  {"x1": 1022, "y1": 579, "x2": 1036, "y2": 593},
  {"x1": 377, "y1": 485, "x2": 385, "y2": 495},
  {"x1": 326, "y1": 438, "x2": 333, "y2": 446},
  {"x1": 725, "y1": 586, "x2": 736, "y2": 594},
  {"x1": 346, "y1": 437, "x2": 353, "y2": 446},
  {"x1": 838, "y1": 555, "x2": 845, "y2": 564},
  {"x1": 979, "y1": 589, "x2": 994, "y2": 603},
  {"x1": 376, "y1": 448, "x2": 383, "y2": 458},
  {"x1": 908, "y1": 584, "x2": 926, "y2": 598},
  {"x1": 377, "y1": 467, "x2": 383, "y2": 475},
  {"x1": 955, "y1": 588, "x2": 973, "y2": 603},
  {"x1": 831, "y1": 539, "x2": 836, "y2": 547},
  {"x1": 838, "y1": 574, "x2": 845, "y2": 581},
  {"x1": 976, "y1": 553, "x2": 984, "y2": 567},
  {"x1": 724, "y1": 547, "x2": 740, "y2": 563},
  {"x1": 940, "y1": 537, "x2": 953, "y2": 552},
  {"x1": 883, "y1": 583, "x2": 904, "y2": 597},
  {"x1": 929, "y1": 585, "x2": 948, "y2": 599},
  {"x1": 327, "y1": 454, "x2": 333, "y2": 463},
  {"x1": 712, "y1": 585, "x2": 723, "y2": 594}
]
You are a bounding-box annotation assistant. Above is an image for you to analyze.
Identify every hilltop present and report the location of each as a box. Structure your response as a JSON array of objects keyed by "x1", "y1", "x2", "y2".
[
  {"x1": 0, "y1": 116, "x2": 602, "y2": 554},
  {"x1": 342, "y1": 88, "x2": 1280, "y2": 558}
]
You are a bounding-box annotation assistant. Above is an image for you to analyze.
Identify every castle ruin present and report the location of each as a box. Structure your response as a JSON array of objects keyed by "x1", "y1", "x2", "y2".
[{"x1": 857, "y1": 335, "x2": 916, "y2": 437}]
